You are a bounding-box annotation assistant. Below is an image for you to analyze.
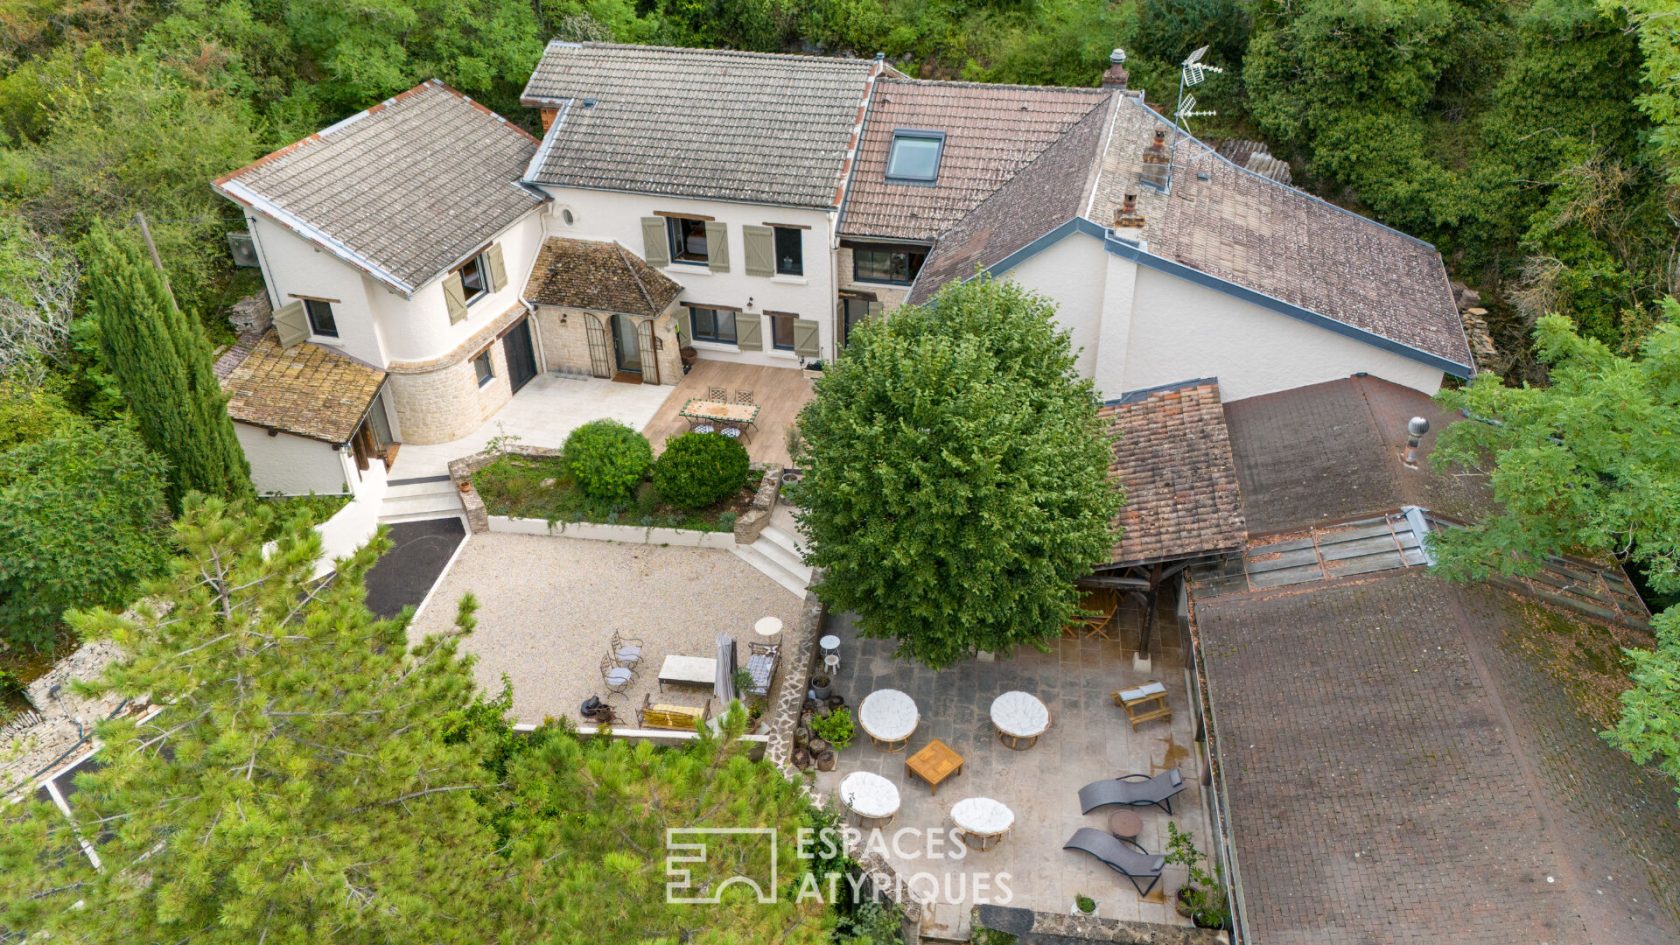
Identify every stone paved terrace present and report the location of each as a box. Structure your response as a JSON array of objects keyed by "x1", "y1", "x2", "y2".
[
  {"x1": 813, "y1": 601, "x2": 1205, "y2": 937},
  {"x1": 1196, "y1": 569, "x2": 1680, "y2": 945}
]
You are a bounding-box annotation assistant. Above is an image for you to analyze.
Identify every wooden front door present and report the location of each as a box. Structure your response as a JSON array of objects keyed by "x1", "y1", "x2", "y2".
[{"x1": 501, "y1": 317, "x2": 538, "y2": 393}]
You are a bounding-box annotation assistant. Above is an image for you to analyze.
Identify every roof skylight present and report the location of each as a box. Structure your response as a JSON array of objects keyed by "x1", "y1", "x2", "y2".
[{"x1": 886, "y1": 130, "x2": 945, "y2": 183}]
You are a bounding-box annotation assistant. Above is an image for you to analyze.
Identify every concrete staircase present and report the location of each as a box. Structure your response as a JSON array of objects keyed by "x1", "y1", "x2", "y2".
[
  {"x1": 379, "y1": 476, "x2": 465, "y2": 524},
  {"x1": 732, "y1": 524, "x2": 812, "y2": 597}
]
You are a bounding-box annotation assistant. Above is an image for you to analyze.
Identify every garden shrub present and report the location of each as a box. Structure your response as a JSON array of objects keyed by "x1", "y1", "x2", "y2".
[
  {"x1": 562, "y1": 420, "x2": 651, "y2": 501},
  {"x1": 653, "y1": 432, "x2": 751, "y2": 509}
]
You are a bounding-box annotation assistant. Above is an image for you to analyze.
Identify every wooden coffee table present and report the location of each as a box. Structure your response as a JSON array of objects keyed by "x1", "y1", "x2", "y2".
[{"x1": 905, "y1": 739, "x2": 964, "y2": 796}]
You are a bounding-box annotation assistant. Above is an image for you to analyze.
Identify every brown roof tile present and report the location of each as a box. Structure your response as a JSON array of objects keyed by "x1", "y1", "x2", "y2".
[
  {"x1": 221, "y1": 333, "x2": 386, "y2": 443},
  {"x1": 1091, "y1": 98, "x2": 1472, "y2": 369},
  {"x1": 841, "y1": 79, "x2": 1110, "y2": 242},
  {"x1": 1099, "y1": 379, "x2": 1246, "y2": 567},
  {"x1": 523, "y1": 238, "x2": 682, "y2": 316}
]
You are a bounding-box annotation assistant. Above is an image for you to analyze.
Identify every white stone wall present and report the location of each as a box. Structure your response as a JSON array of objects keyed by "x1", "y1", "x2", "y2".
[
  {"x1": 236, "y1": 422, "x2": 351, "y2": 496},
  {"x1": 536, "y1": 189, "x2": 839, "y2": 365},
  {"x1": 245, "y1": 214, "x2": 386, "y2": 366}
]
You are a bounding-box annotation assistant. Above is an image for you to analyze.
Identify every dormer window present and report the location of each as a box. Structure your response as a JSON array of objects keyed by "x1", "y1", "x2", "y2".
[{"x1": 886, "y1": 130, "x2": 945, "y2": 183}]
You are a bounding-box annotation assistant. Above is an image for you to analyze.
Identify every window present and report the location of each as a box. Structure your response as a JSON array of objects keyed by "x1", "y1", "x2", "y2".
[
  {"x1": 842, "y1": 298, "x2": 882, "y2": 345},
  {"x1": 773, "y1": 226, "x2": 803, "y2": 276},
  {"x1": 667, "y1": 217, "x2": 709, "y2": 264},
  {"x1": 472, "y1": 349, "x2": 495, "y2": 387},
  {"x1": 770, "y1": 312, "x2": 796, "y2": 351},
  {"x1": 886, "y1": 130, "x2": 945, "y2": 183},
  {"x1": 458, "y1": 253, "x2": 489, "y2": 303},
  {"x1": 853, "y1": 245, "x2": 928, "y2": 285},
  {"x1": 689, "y1": 306, "x2": 737, "y2": 344},
  {"x1": 303, "y1": 298, "x2": 338, "y2": 338}
]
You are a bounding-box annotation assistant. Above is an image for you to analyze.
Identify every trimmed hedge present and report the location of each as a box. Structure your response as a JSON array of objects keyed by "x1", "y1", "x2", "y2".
[
  {"x1": 562, "y1": 420, "x2": 652, "y2": 501},
  {"x1": 653, "y1": 432, "x2": 751, "y2": 509}
]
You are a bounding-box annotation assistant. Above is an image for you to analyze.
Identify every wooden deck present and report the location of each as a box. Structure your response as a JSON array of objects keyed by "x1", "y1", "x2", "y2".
[{"x1": 642, "y1": 360, "x2": 813, "y2": 467}]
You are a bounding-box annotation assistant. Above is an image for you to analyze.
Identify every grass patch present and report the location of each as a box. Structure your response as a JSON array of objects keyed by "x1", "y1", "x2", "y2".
[{"x1": 473, "y1": 455, "x2": 750, "y2": 532}]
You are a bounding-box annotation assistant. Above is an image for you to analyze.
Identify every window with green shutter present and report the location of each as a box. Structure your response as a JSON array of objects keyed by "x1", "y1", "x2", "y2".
[
  {"x1": 735, "y1": 311, "x2": 763, "y2": 351},
  {"x1": 743, "y1": 225, "x2": 774, "y2": 277},
  {"x1": 641, "y1": 217, "x2": 670, "y2": 267}
]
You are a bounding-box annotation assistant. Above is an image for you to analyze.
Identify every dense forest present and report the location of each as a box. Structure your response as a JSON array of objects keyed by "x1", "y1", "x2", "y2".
[{"x1": 1, "y1": 1, "x2": 1677, "y2": 650}]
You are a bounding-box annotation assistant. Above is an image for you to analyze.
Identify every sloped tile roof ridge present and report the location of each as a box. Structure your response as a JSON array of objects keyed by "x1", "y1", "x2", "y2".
[
  {"x1": 1121, "y1": 96, "x2": 1438, "y2": 251},
  {"x1": 1104, "y1": 375, "x2": 1221, "y2": 406},
  {"x1": 522, "y1": 40, "x2": 879, "y2": 103},
  {"x1": 879, "y1": 75, "x2": 1108, "y2": 95},
  {"x1": 615, "y1": 243, "x2": 659, "y2": 313}
]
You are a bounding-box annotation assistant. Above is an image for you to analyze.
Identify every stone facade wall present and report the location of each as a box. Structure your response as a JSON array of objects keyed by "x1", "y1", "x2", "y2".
[
  {"x1": 837, "y1": 245, "x2": 913, "y2": 314},
  {"x1": 732, "y1": 465, "x2": 784, "y2": 544},
  {"x1": 532, "y1": 303, "x2": 682, "y2": 384},
  {"x1": 385, "y1": 336, "x2": 519, "y2": 445}
]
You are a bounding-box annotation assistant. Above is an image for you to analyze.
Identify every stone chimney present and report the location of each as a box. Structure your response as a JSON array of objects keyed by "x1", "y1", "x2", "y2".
[
  {"x1": 1113, "y1": 193, "x2": 1145, "y2": 230},
  {"x1": 1102, "y1": 49, "x2": 1129, "y2": 90}
]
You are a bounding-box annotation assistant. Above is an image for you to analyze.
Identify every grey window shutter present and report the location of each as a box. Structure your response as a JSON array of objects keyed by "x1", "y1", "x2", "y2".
[
  {"x1": 743, "y1": 225, "x2": 774, "y2": 277},
  {"x1": 443, "y1": 272, "x2": 468, "y2": 323},
  {"x1": 793, "y1": 318, "x2": 820, "y2": 357},
  {"x1": 274, "y1": 300, "x2": 309, "y2": 347},
  {"x1": 641, "y1": 217, "x2": 669, "y2": 268},
  {"x1": 486, "y1": 243, "x2": 507, "y2": 292},
  {"x1": 736, "y1": 311, "x2": 763, "y2": 351},
  {"x1": 705, "y1": 221, "x2": 729, "y2": 272}
]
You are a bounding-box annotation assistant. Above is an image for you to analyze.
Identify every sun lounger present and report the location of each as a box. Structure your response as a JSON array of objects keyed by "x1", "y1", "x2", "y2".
[
  {"x1": 1063, "y1": 827, "x2": 1165, "y2": 896},
  {"x1": 1077, "y1": 768, "x2": 1185, "y2": 814}
]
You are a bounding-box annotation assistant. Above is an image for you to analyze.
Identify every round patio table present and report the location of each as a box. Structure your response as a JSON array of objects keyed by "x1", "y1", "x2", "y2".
[
  {"x1": 951, "y1": 797, "x2": 1015, "y2": 850},
  {"x1": 858, "y1": 689, "x2": 919, "y2": 751},
  {"x1": 819, "y1": 634, "x2": 841, "y2": 657},
  {"x1": 754, "y1": 616, "x2": 784, "y2": 639},
  {"x1": 990, "y1": 691, "x2": 1051, "y2": 750},
  {"x1": 1107, "y1": 809, "x2": 1143, "y2": 841},
  {"x1": 840, "y1": 771, "x2": 900, "y2": 827}
]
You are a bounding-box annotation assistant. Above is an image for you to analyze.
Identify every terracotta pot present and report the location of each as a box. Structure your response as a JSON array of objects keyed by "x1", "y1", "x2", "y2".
[
  {"x1": 825, "y1": 695, "x2": 845, "y2": 709},
  {"x1": 793, "y1": 747, "x2": 812, "y2": 769},
  {"x1": 815, "y1": 750, "x2": 837, "y2": 771},
  {"x1": 809, "y1": 737, "x2": 830, "y2": 754}
]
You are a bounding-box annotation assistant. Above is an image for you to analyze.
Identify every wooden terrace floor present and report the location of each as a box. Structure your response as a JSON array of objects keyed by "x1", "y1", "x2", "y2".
[{"x1": 642, "y1": 359, "x2": 814, "y2": 467}]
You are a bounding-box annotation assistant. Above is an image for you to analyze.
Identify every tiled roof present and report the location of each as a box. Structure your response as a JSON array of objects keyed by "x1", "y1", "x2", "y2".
[
  {"x1": 1098, "y1": 379, "x2": 1246, "y2": 567},
  {"x1": 221, "y1": 333, "x2": 386, "y2": 443},
  {"x1": 839, "y1": 79, "x2": 1110, "y2": 241},
  {"x1": 1090, "y1": 98, "x2": 1472, "y2": 369},
  {"x1": 1221, "y1": 375, "x2": 1491, "y2": 535},
  {"x1": 521, "y1": 42, "x2": 876, "y2": 208},
  {"x1": 906, "y1": 101, "x2": 1113, "y2": 305},
  {"x1": 214, "y1": 80, "x2": 545, "y2": 296},
  {"x1": 524, "y1": 237, "x2": 682, "y2": 316}
]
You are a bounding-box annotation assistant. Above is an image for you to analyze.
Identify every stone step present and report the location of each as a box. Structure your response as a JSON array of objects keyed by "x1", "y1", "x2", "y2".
[
  {"x1": 377, "y1": 487, "x2": 464, "y2": 524},
  {"x1": 730, "y1": 542, "x2": 807, "y2": 597},
  {"x1": 757, "y1": 523, "x2": 809, "y2": 560},
  {"x1": 751, "y1": 531, "x2": 812, "y2": 583}
]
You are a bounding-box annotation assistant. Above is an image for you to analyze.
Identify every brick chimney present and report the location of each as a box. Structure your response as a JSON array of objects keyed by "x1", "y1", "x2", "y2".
[
  {"x1": 1102, "y1": 49, "x2": 1129, "y2": 90},
  {"x1": 1140, "y1": 128, "x2": 1170, "y2": 190},
  {"x1": 1113, "y1": 193, "x2": 1145, "y2": 230}
]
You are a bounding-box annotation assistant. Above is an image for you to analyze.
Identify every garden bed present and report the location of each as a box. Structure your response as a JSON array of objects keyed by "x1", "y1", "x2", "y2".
[{"x1": 471, "y1": 454, "x2": 752, "y2": 533}]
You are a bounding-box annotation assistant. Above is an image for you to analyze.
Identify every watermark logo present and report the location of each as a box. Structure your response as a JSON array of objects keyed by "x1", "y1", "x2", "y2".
[
  {"x1": 664, "y1": 826, "x2": 1012, "y2": 906},
  {"x1": 665, "y1": 827, "x2": 779, "y2": 904}
]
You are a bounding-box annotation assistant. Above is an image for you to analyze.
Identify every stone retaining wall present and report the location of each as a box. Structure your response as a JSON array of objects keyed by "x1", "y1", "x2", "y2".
[
  {"x1": 975, "y1": 904, "x2": 1228, "y2": 944},
  {"x1": 733, "y1": 465, "x2": 784, "y2": 544}
]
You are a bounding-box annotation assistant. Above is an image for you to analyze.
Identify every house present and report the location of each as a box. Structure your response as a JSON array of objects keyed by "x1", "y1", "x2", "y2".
[{"x1": 212, "y1": 43, "x2": 1473, "y2": 498}]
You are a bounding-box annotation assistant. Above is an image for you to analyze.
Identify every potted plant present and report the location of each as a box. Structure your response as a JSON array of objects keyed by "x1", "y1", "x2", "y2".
[
  {"x1": 810, "y1": 673, "x2": 832, "y2": 701},
  {"x1": 809, "y1": 706, "x2": 855, "y2": 753},
  {"x1": 1165, "y1": 823, "x2": 1231, "y2": 930},
  {"x1": 1071, "y1": 893, "x2": 1097, "y2": 917}
]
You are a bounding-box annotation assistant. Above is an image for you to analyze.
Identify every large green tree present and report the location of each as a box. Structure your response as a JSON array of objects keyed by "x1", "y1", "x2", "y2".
[
  {"x1": 0, "y1": 417, "x2": 168, "y2": 648},
  {"x1": 1432, "y1": 304, "x2": 1680, "y2": 804},
  {"x1": 0, "y1": 500, "x2": 504, "y2": 942},
  {"x1": 83, "y1": 220, "x2": 250, "y2": 509},
  {"x1": 790, "y1": 277, "x2": 1120, "y2": 668}
]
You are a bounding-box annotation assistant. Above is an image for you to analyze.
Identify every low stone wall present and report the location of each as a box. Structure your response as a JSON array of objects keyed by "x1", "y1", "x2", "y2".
[
  {"x1": 489, "y1": 515, "x2": 737, "y2": 548},
  {"x1": 975, "y1": 904, "x2": 1228, "y2": 944},
  {"x1": 733, "y1": 465, "x2": 784, "y2": 544},
  {"x1": 448, "y1": 446, "x2": 561, "y2": 534}
]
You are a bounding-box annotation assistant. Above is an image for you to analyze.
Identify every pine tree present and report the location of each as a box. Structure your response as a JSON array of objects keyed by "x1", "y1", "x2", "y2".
[
  {"x1": 0, "y1": 500, "x2": 500, "y2": 944},
  {"x1": 82, "y1": 221, "x2": 250, "y2": 509}
]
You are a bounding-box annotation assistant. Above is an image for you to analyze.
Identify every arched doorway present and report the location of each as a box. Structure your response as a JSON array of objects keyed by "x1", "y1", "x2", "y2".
[{"x1": 610, "y1": 313, "x2": 642, "y2": 378}]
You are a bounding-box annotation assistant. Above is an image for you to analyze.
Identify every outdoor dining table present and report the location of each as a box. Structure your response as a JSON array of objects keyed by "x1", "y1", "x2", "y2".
[
  {"x1": 679, "y1": 398, "x2": 760, "y2": 429},
  {"x1": 950, "y1": 796, "x2": 1015, "y2": 850},
  {"x1": 857, "y1": 689, "x2": 919, "y2": 751},
  {"x1": 989, "y1": 690, "x2": 1051, "y2": 750},
  {"x1": 840, "y1": 771, "x2": 901, "y2": 827}
]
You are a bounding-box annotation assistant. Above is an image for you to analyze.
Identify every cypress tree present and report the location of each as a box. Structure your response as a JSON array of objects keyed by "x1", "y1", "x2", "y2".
[{"x1": 82, "y1": 221, "x2": 250, "y2": 509}]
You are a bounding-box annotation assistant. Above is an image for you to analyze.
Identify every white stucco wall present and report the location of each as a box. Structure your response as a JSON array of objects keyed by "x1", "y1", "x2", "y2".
[
  {"x1": 312, "y1": 459, "x2": 388, "y2": 578},
  {"x1": 246, "y1": 214, "x2": 385, "y2": 366},
  {"x1": 1002, "y1": 233, "x2": 1446, "y2": 402},
  {"x1": 535, "y1": 188, "x2": 840, "y2": 365},
  {"x1": 236, "y1": 423, "x2": 350, "y2": 497},
  {"x1": 369, "y1": 211, "x2": 547, "y2": 365}
]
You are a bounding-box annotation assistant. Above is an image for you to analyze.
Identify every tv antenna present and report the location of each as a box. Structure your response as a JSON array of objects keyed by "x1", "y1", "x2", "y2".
[{"x1": 1166, "y1": 45, "x2": 1223, "y2": 192}]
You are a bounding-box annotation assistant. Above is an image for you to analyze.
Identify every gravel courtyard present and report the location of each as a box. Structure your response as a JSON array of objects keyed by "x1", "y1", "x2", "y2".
[{"x1": 407, "y1": 533, "x2": 802, "y2": 725}]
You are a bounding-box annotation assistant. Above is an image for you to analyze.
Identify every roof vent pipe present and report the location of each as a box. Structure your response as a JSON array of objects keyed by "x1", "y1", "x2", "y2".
[{"x1": 1403, "y1": 416, "x2": 1430, "y2": 468}]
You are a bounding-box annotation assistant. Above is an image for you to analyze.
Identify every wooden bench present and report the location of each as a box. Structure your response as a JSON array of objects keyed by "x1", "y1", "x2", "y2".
[
  {"x1": 1113, "y1": 681, "x2": 1171, "y2": 730},
  {"x1": 638, "y1": 694, "x2": 711, "y2": 731}
]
